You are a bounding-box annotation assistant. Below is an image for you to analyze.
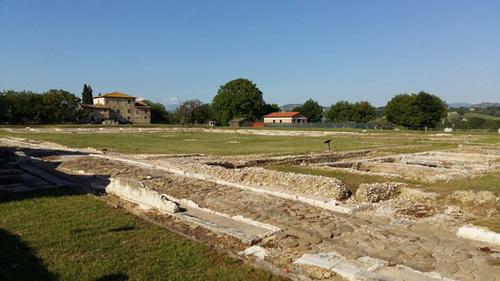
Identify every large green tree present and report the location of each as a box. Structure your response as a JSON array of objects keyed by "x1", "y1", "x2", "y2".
[
  {"x1": 212, "y1": 78, "x2": 266, "y2": 124},
  {"x1": 81, "y1": 84, "x2": 93, "y2": 104},
  {"x1": 385, "y1": 92, "x2": 447, "y2": 128},
  {"x1": 294, "y1": 99, "x2": 323, "y2": 122},
  {"x1": 41, "y1": 89, "x2": 80, "y2": 123}
]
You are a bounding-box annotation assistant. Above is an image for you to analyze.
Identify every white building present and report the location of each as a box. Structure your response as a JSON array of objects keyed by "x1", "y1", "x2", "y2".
[{"x1": 263, "y1": 112, "x2": 307, "y2": 124}]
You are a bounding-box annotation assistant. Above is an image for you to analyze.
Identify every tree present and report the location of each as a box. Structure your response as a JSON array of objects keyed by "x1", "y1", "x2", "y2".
[
  {"x1": 0, "y1": 93, "x2": 10, "y2": 123},
  {"x1": 351, "y1": 101, "x2": 376, "y2": 123},
  {"x1": 0, "y1": 89, "x2": 79, "y2": 124},
  {"x1": 414, "y1": 92, "x2": 447, "y2": 127},
  {"x1": 263, "y1": 103, "x2": 280, "y2": 115},
  {"x1": 143, "y1": 100, "x2": 170, "y2": 123},
  {"x1": 295, "y1": 99, "x2": 323, "y2": 122},
  {"x1": 326, "y1": 101, "x2": 376, "y2": 123},
  {"x1": 385, "y1": 92, "x2": 447, "y2": 128},
  {"x1": 81, "y1": 84, "x2": 93, "y2": 104},
  {"x1": 447, "y1": 112, "x2": 462, "y2": 124},
  {"x1": 41, "y1": 89, "x2": 80, "y2": 123},
  {"x1": 325, "y1": 101, "x2": 354, "y2": 122},
  {"x1": 176, "y1": 99, "x2": 213, "y2": 124},
  {"x1": 192, "y1": 103, "x2": 214, "y2": 124},
  {"x1": 212, "y1": 78, "x2": 266, "y2": 124},
  {"x1": 176, "y1": 99, "x2": 201, "y2": 124}
]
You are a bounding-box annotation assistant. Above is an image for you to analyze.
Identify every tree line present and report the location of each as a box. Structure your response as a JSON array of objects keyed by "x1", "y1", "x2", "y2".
[
  {"x1": 208, "y1": 79, "x2": 448, "y2": 129},
  {"x1": 1, "y1": 78, "x2": 481, "y2": 130},
  {"x1": 0, "y1": 89, "x2": 81, "y2": 124}
]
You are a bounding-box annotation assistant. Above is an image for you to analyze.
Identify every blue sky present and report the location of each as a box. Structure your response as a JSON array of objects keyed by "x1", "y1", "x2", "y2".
[{"x1": 1, "y1": 0, "x2": 499, "y2": 106}]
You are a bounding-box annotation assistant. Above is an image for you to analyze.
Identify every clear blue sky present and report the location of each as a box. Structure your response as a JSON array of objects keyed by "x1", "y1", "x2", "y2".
[{"x1": 1, "y1": 0, "x2": 499, "y2": 106}]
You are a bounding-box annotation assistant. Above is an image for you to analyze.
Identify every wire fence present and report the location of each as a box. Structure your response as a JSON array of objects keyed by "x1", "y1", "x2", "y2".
[
  {"x1": 264, "y1": 122, "x2": 495, "y2": 133},
  {"x1": 265, "y1": 122, "x2": 376, "y2": 129}
]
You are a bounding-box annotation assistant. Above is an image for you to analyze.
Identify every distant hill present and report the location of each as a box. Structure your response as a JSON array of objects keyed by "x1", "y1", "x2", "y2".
[
  {"x1": 449, "y1": 102, "x2": 500, "y2": 109},
  {"x1": 471, "y1": 102, "x2": 500, "y2": 108},
  {"x1": 280, "y1": 104, "x2": 302, "y2": 111},
  {"x1": 448, "y1": 103, "x2": 471, "y2": 108}
]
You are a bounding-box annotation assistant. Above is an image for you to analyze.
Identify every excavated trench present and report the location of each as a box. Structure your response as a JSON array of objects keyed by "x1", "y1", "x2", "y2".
[{"x1": 203, "y1": 150, "x2": 372, "y2": 169}]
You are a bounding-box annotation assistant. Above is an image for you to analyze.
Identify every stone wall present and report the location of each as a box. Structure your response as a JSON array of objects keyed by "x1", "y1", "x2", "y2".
[{"x1": 184, "y1": 163, "x2": 350, "y2": 200}]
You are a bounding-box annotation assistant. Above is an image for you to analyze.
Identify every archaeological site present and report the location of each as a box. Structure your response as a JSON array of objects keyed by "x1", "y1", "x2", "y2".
[{"x1": 1, "y1": 127, "x2": 499, "y2": 281}]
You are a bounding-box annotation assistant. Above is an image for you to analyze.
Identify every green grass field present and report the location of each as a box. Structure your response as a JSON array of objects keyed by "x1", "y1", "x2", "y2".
[
  {"x1": 464, "y1": 112, "x2": 500, "y2": 121},
  {"x1": 0, "y1": 188, "x2": 283, "y2": 281},
  {"x1": 2, "y1": 128, "x2": 494, "y2": 156}
]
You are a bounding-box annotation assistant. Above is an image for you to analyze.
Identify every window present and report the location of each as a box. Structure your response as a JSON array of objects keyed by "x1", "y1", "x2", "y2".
[
  {"x1": 128, "y1": 109, "x2": 131, "y2": 113},
  {"x1": 127, "y1": 100, "x2": 131, "y2": 104},
  {"x1": 273, "y1": 120, "x2": 276, "y2": 123},
  {"x1": 279, "y1": 120, "x2": 282, "y2": 123},
  {"x1": 136, "y1": 111, "x2": 139, "y2": 114}
]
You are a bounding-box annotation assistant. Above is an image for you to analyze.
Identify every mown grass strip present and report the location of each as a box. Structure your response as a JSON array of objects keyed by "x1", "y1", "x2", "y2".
[{"x1": 0, "y1": 188, "x2": 283, "y2": 281}]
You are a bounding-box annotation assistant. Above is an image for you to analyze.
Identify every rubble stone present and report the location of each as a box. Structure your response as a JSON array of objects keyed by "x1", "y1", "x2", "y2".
[{"x1": 356, "y1": 182, "x2": 405, "y2": 203}]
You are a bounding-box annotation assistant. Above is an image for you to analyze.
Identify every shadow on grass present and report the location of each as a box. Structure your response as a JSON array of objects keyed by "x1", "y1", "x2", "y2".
[
  {"x1": 0, "y1": 145, "x2": 111, "y2": 203},
  {"x1": 0, "y1": 187, "x2": 78, "y2": 203},
  {"x1": 0, "y1": 228, "x2": 58, "y2": 281}
]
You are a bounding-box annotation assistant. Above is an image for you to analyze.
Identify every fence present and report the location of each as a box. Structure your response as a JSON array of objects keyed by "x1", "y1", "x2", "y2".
[
  {"x1": 264, "y1": 122, "x2": 495, "y2": 133},
  {"x1": 264, "y1": 122, "x2": 376, "y2": 129}
]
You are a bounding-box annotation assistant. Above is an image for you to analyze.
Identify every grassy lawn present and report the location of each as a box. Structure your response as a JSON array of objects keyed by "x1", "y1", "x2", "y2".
[
  {"x1": 1, "y1": 129, "x2": 490, "y2": 156},
  {"x1": 424, "y1": 173, "x2": 500, "y2": 194},
  {"x1": 0, "y1": 188, "x2": 283, "y2": 281},
  {"x1": 464, "y1": 112, "x2": 500, "y2": 121}
]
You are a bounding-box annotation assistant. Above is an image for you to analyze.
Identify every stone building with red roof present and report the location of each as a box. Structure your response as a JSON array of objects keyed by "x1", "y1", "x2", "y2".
[{"x1": 81, "y1": 92, "x2": 151, "y2": 124}]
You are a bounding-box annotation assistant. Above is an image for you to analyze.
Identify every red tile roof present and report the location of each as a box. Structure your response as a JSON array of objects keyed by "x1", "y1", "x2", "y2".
[
  {"x1": 94, "y1": 92, "x2": 136, "y2": 99},
  {"x1": 263, "y1": 111, "x2": 303, "y2": 118},
  {"x1": 135, "y1": 100, "x2": 151, "y2": 108}
]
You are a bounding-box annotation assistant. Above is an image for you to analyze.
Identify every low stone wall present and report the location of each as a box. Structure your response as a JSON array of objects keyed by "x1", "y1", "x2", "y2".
[
  {"x1": 106, "y1": 178, "x2": 179, "y2": 213},
  {"x1": 186, "y1": 164, "x2": 350, "y2": 201}
]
